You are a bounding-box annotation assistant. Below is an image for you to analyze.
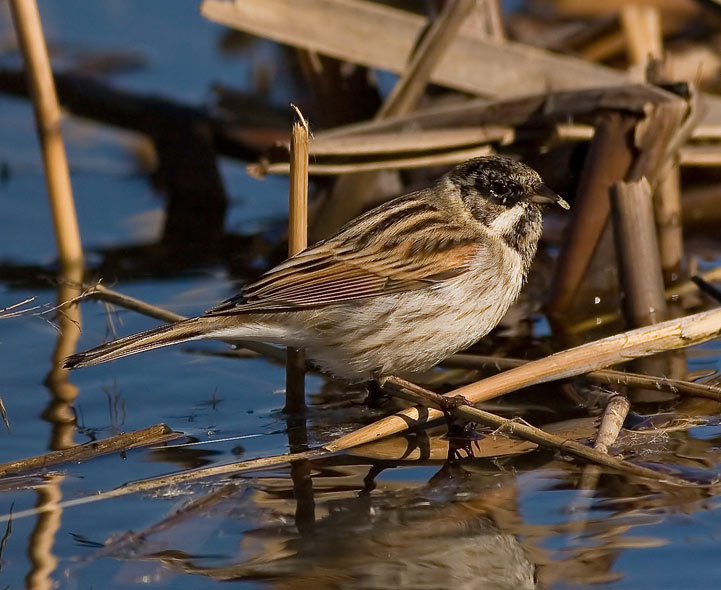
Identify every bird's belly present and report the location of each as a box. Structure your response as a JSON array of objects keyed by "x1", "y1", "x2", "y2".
[{"x1": 300, "y1": 272, "x2": 521, "y2": 381}]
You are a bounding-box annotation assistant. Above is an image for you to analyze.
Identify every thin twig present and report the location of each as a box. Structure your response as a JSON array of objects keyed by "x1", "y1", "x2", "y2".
[
  {"x1": 385, "y1": 377, "x2": 680, "y2": 483},
  {"x1": 0, "y1": 397, "x2": 9, "y2": 433},
  {"x1": 692, "y1": 275, "x2": 721, "y2": 304}
]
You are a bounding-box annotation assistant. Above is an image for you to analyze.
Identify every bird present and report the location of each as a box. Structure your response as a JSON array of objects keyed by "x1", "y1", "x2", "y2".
[{"x1": 64, "y1": 156, "x2": 568, "y2": 385}]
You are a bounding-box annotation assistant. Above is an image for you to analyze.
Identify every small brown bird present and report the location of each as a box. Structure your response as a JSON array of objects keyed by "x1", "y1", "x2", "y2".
[{"x1": 64, "y1": 156, "x2": 568, "y2": 383}]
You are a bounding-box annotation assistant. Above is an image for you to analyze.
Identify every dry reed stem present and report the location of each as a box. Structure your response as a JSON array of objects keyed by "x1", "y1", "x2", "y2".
[
  {"x1": 251, "y1": 145, "x2": 493, "y2": 176},
  {"x1": 620, "y1": 4, "x2": 662, "y2": 79},
  {"x1": 308, "y1": 127, "x2": 514, "y2": 156},
  {"x1": 285, "y1": 108, "x2": 310, "y2": 414},
  {"x1": 0, "y1": 424, "x2": 178, "y2": 477},
  {"x1": 445, "y1": 354, "x2": 721, "y2": 401},
  {"x1": 8, "y1": 0, "x2": 83, "y2": 268},
  {"x1": 620, "y1": 2, "x2": 685, "y2": 288},
  {"x1": 269, "y1": 124, "x2": 589, "y2": 162},
  {"x1": 477, "y1": 0, "x2": 504, "y2": 40},
  {"x1": 611, "y1": 178, "x2": 668, "y2": 326},
  {"x1": 577, "y1": 394, "x2": 630, "y2": 502},
  {"x1": 0, "y1": 448, "x2": 326, "y2": 524},
  {"x1": 546, "y1": 113, "x2": 637, "y2": 322},
  {"x1": 679, "y1": 144, "x2": 721, "y2": 166},
  {"x1": 628, "y1": 100, "x2": 688, "y2": 186},
  {"x1": 315, "y1": 83, "x2": 676, "y2": 141},
  {"x1": 655, "y1": 164, "x2": 683, "y2": 284},
  {"x1": 288, "y1": 107, "x2": 309, "y2": 255},
  {"x1": 593, "y1": 395, "x2": 630, "y2": 454},
  {"x1": 376, "y1": 0, "x2": 475, "y2": 119}
]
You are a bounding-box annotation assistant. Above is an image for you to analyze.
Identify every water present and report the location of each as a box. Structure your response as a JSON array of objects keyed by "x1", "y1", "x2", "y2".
[{"x1": 2, "y1": 2, "x2": 721, "y2": 589}]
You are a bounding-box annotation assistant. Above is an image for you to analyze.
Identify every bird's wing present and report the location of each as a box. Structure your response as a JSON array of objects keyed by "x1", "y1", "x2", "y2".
[{"x1": 204, "y1": 233, "x2": 485, "y2": 315}]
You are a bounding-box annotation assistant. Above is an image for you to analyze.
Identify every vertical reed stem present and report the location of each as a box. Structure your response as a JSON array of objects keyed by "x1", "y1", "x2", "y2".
[
  {"x1": 546, "y1": 113, "x2": 637, "y2": 328},
  {"x1": 610, "y1": 178, "x2": 668, "y2": 327},
  {"x1": 9, "y1": 0, "x2": 83, "y2": 269},
  {"x1": 285, "y1": 107, "x2": 310, "y2": 415},
  {"x1": 611, "y1": 178, "x2": 670, "y2": 402},
  {"x1": 655, "y1": 164, "x2": 684, "y2": 285}
]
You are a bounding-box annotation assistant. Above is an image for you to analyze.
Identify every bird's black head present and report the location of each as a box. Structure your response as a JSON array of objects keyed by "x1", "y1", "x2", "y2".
[{"x1": 446, "y1": 156, "x2": 567, "y2": 218}]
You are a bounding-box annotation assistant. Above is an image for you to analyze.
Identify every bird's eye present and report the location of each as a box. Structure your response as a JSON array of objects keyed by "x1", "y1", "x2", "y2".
[{"x1": 490, "y1": 180, "x2": 509, "y2": 197}]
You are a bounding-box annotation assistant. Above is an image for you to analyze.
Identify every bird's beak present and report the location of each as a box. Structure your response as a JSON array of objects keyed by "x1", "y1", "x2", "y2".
[{"x1": 529, "y1": 184, "x2": 570, "y2": 210}]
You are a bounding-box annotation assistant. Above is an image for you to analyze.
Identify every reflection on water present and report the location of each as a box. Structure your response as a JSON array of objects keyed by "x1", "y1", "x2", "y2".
[{"x1": 58, "y1": 439, "x2": 721, "y2": 589}]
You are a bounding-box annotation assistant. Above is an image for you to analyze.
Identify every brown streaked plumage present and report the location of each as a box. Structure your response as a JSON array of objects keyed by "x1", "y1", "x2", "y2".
[{"x1": 64, "y1": 156, "x2": 568, "y2": 382}]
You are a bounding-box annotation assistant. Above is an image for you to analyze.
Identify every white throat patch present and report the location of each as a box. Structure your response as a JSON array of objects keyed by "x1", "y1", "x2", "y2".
[{"x1": 488, "y1": 204, "x2": 527, "y2": 237}]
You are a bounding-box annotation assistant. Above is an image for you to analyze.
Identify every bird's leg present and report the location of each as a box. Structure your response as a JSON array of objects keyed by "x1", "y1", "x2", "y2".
[
  {"x1": 364, "y1": 380, "x2": 391, "y2": 408},
  {"x1": 380, "y1": 375, "x2": 477, "y2": 436}
]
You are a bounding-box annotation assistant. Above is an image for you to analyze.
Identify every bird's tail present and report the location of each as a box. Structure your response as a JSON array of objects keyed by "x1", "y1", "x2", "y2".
[{"x1": 63, "y1": 317, "x2": 218, "y2": 369}]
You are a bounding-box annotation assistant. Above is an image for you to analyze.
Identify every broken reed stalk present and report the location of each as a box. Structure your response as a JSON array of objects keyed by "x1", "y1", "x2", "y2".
[
  {"x1": 592, "y1": 395, "x2": 630, "y2": 454},
  {"x1": 0, "y1": 424, "x2": 178, "y2": 477},
  {"x1": 8, "y1": 0, "x2": 82, "y2": 269},
  {"x1": 610, "y1": 178, "x2": 668, "y2": 327},
  {"x1": 285, "y1": 109, "x2": 310, "y2": 415},
  {"x1": 578, "y1": 394, "x2": 630, "y2": 497},
  {"x1": 5, "y1": 308, "x2": 721, "y2": 523},
  {"x1": 445, "y1": 354, "x2": 721, "y2": 401},
  {"x1": 376, "y1": 0, "x2": 475, "y2": 119},
  {"x1": 548, "y1": 93, "x2": 688, "y2": 329},
  {"x1": 546, "y1": 113, "x2": 637, "y2": 324}
]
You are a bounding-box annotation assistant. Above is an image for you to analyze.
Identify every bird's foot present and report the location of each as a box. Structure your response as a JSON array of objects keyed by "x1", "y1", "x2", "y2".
[
  {"x1": 436, "y1": 394, "x2": 475, "y2": 437},
  {"x1": 362, "y1": 380, "x2": 391, "y2": 409}
]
